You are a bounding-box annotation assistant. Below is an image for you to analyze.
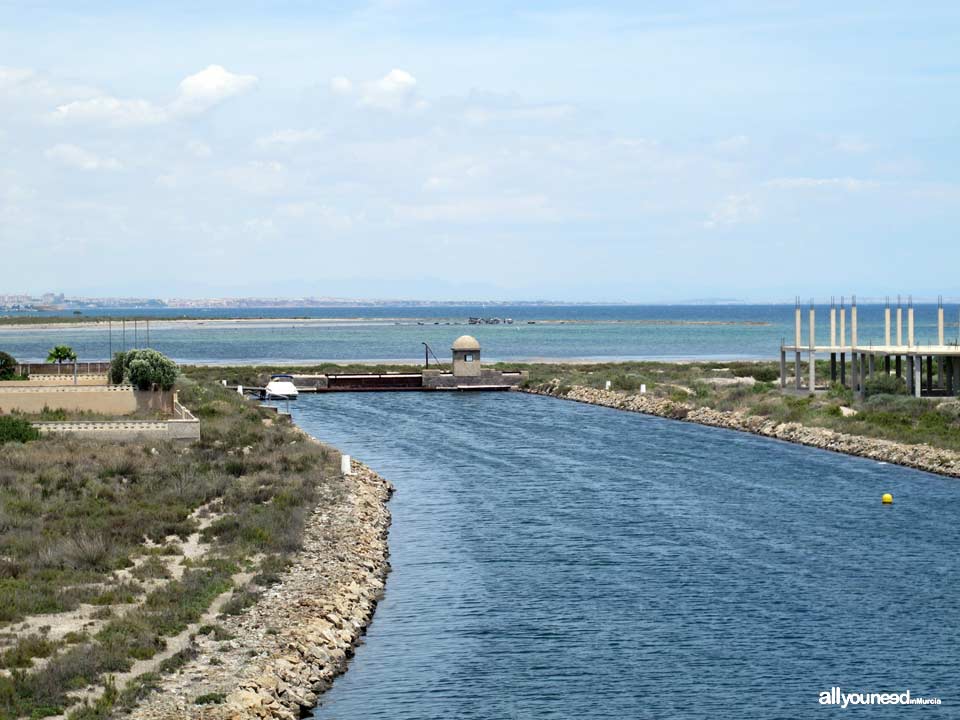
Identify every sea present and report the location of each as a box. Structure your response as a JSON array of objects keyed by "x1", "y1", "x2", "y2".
[{"x1": 1, "y1": 304, "x2": 957, "y2": 364}]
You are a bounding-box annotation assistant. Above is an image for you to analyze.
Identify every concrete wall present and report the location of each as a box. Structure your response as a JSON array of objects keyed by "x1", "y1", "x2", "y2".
[
  {"x1": 0, "y1": 375, "x2": 107, "y2": 387},
  {"x1": 0, "y1": 386, "x2": 175, "y2": 415},
  {"x1": 423, "y1": 368, "x2": 528, "y2": 388},
  {"x1": 35, "y1": 418, "x2": 200, "y2": 441}
]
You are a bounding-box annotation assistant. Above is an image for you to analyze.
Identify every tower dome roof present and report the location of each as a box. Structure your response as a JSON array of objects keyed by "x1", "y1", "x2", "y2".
[{"x1": 451, "y1": 335, "x2": 481, "y2": 351}]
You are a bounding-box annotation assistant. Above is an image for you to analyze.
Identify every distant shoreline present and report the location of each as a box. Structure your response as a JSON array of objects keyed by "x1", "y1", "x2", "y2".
[{"x1": 0, "y1": 316, "x2": 772, "y2": 331}]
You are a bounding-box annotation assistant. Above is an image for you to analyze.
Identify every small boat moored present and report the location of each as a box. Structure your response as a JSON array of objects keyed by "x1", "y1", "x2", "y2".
[{"x1": 264, "y1": 374, "x2": 299, "y2": 400}]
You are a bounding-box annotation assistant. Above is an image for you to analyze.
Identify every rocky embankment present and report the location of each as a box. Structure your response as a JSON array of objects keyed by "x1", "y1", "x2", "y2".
[
  {"x1": 129, "y1": 459, "x2": 393, "y2": 720},
  {"x1": 525, "y1": 384, "x2": 960, "y2": 478}
]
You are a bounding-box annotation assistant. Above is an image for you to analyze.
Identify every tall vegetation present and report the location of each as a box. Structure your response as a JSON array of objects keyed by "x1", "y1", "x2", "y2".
[
  {"x1": 0, "y1": 351, "x2": 16, "y2": 380},
  {"x1": 109, "y1": 349, "x2": 179, "y2": 390},
  {"x1": 46, "y1": 345, "x2": 77, "y2": 364}
]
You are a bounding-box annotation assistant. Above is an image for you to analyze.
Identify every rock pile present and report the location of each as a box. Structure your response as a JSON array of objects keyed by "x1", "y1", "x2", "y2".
[
  {"x1": 128, "y1": 460, "x2": 393, "y2": 720},
  {"x1": 527, "y1": 384, "x2": 960, "y2": 478}
]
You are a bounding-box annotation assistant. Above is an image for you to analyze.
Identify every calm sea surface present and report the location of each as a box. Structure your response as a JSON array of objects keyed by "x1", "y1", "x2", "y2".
[
  {"x1": 290, "y1": 392, "x2": 959, "y2": 719},
  {"x1": 2, "y1": 304, "x2": 958, "y2": 363}
]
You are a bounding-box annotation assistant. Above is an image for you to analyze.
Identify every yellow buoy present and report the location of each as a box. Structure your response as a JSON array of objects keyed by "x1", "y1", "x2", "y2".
[{"x1": 882, "y1": 493, "x2": 893, "y2": 505}]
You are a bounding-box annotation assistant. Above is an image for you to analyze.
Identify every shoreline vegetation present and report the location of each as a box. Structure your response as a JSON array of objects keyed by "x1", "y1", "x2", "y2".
[{"x1": 0, "y1": 373, "x2": 393, "y2": 720}]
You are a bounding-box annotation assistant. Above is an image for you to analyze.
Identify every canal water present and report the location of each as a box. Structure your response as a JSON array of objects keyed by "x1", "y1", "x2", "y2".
[{"x1": 291, "y1": 392, "x2": 959, "y2": 719}]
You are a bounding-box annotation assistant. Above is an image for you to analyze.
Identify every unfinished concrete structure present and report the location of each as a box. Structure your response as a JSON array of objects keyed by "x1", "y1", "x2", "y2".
[{"x1": 780, "y1": 295, "x2": 960, "y2": 398}]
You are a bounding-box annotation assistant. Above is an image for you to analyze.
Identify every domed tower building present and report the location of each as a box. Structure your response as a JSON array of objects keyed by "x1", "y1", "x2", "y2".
[{"x1": 451, "y1": 335, "x2": 482, "y2": 378}]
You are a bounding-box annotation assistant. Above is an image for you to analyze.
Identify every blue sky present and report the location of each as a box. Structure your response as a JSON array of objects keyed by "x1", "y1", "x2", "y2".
[{"x1": 1, "y1": 1, "x2": 958, "y2": 301}]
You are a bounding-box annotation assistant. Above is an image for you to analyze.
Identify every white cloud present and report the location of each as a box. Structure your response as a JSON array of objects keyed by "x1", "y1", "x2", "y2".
[
  {"x1": 186, "y1": 139, "x2": 213, "y2": 158},
  {"x1": 703, "y1": 193, "x2": 758, "y2": 229},
  {"x1": 360, "y1": 69, "x2": 424, "y2": 111},
  {"x1": 330, "y1": 76, "x2": 353, "y2": 95},
  {"x1": 0, "y1": 66, "x2": 99, "y2": 103},
  {"x1": 44, "y1": 144, "x2": 122, "y2": 171},
  {"x1": 170, "y1": 65, "x2": 258, "y2": 115},
  {"x1": 50, "y1": 65, "x2": 257, "y2": 127},
  {"x1": 255, "y1": 128, "x2": 324, "y2": 149},
  {"x1": 52, "y1": 96, "x2": 166, "y2": 125},
  {"x1": 766, "y1": 177, "x2": 878, "y2": 191}
]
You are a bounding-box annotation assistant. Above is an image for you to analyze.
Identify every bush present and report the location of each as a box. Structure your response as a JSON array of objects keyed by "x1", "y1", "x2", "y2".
[
  {"x1": 0, "y1": 350, "x2": 17, "y2": 379},
  {"x1": 0, "y1": 416, "x2": 40, "y2": 444},
  {"x1": 117, "y1": 349, "x2": 179, "y2": 390},
  {"x1": 827, "y1": 382, "x2": 854, "y2": 403},
  {"x1": 109, "y1": 352, "x2": 126, "y2": 385},
  {"x1": 863, "y1": 373, "x2": 906, "y2": 398}
]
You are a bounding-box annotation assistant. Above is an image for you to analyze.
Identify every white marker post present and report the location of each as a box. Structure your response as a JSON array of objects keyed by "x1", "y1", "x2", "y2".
[{"x1": 341, "y1": 454, "x2": 352, "y2": 475}]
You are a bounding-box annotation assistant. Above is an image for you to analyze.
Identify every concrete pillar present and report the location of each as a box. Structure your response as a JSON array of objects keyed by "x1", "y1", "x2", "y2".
[
  {"x1": 885, "y1": 306, "x2": 891, "y2": 346},
  {"x1": 939, "y1": 304, "x2": 945, "y2": 346},
  {"x1": 795, "y1": 303, "x2": 802, "y2": 348},
  {"x1": 938, "y1": 356, "x2": 945, "y2": 389},
  {"x1": 830, "y1": 306, "x2": 837, "y2": 347},
  {"x1": 852, "y1": 351, "x2": 860, "y2": 395},
  {"x1": 809, "y1": 350, "x2": 816, "y2": 394},
  {"x1": 861, "y1": 354, "x2": 868, "y2": 389},
  {"x1": 839, "y1": 304, "x2": 847, "y2": 347},
  {"x1": 868, "y1": 354, "x2": 875, "y2": 377},
  {"x1": 908, "y1": 306, "x2": 915, "y2": 347},
  {"x1": 896, "y1": 355, "x2": 902, "y2": 378},
  {"x1": 795, "y1": 352, "x2": 802, "y2": 391},
  {"x1": 884, "y1": 355, "x2": 891, "y2": 374},
  {"x1": 896, "y1": 304, "x2": 903, "y2": 346},
  {"x1": 840, "y1": 352, "x2": 846, "y2": 386},
  {"x1": 809, "y1": 305, "x2": 816, "y2": 349},
  {"x1": 954, "y1": 357, "x2": 960, "y2": 397},
  {"x1": 914, "y1": 356, "x2": 922, "y2": 397},
  {"x1": 906, "y1": 356, "x2": 914, "y2": 395},
  {"x1": 947, "y1": 358, "x2": 954, "y2": 396},
  {"x1": 851, "y1": 300, "x2": 858, "y2": 347},
  {"x1": 780, "y1": 348, "x2": 786, "y2": 389},
  {"x1": 830, "y1": 353, "x2": 837, "y2": 382},
  {"x1": 926, "y1": 356, "x2": 933, "y2": 394}
]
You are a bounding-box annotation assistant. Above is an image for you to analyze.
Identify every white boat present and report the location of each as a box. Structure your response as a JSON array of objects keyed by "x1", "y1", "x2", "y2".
[{"x1": 264, "y1": 374, "x2": 299, "y2": 400}]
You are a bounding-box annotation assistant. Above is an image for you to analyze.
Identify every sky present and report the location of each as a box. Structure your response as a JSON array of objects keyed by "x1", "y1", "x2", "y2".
[{"x1": 1, "y1": 1, "x2": 958, "y2": 302}]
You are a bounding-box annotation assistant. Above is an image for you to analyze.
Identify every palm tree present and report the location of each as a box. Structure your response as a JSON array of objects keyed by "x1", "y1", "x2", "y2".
[{"x1": 47, "y1": 345, "x2": 77, "y2": 365}]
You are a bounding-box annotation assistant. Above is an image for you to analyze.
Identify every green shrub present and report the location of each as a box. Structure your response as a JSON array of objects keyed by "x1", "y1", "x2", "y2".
[
  {"x1": 827, "y1": 382, "x2": 854, "y2": 403},
  {"x1": 122, "y1": 349, "x2": 179, "y2": 391},
  {"x1": 863, "y1": 373, "x2": 906, "y2": 398},
  {"x1": 0, "y1": 350, "x2": 17, "y2": 379},
  {"x1": 194, "y1": 692, "x2": 226, "y2": 705},
  {"x1": 0, "y1": 416, "x2": 40, "y2": 444},
  {"x1": 109, "y1": 352, "x2": 126, "y2": 385}
]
